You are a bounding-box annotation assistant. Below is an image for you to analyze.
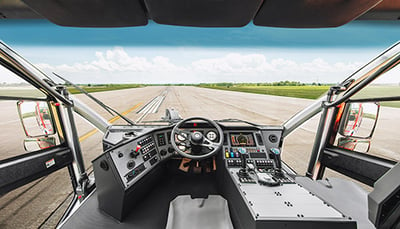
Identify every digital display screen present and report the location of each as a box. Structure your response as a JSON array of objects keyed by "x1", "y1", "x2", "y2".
[
  {"x1": 157, "y1": 133, "x2": 166, "y2": 146},
  {"x1": 230, "y1": 133, "x2": 255, "y2": 146}
]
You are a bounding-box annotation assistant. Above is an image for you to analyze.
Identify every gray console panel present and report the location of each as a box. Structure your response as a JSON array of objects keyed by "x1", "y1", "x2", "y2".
[{"x1": 228, "y1": 168, "x2": 354, "y2": 226}]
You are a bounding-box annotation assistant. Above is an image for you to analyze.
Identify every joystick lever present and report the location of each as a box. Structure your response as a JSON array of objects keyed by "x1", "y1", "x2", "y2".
[
  {"x1": 238, "y1": 148, "x2": 248, "y2": 177},
  {"x1": 270, "y1": 148, "x2": 284, "y2": 177}
]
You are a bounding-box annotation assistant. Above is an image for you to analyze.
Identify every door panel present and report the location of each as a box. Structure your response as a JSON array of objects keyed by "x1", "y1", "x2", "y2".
[
  {"x1": 0, "y1": 145, "x2": 73, "y2": 195},
  {"x1": 320, "y1": 148, "x2": 395, "y2": 186}
]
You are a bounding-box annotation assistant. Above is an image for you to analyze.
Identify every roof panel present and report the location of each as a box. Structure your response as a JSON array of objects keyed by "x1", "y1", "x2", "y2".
[
  {"x1": 22, "y1": 0, "x2": 148, "y2": 27},
  {"x1": 145, "y1": 0, "x2": 263, "y2": 27},
  {"x1": 254, "y1": 0, "x2": 383, "y2": 28}
]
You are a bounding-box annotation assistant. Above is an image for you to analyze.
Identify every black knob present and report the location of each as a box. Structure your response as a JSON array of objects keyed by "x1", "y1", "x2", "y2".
[
  {"x1": 130, "y1": 150, "x2": 139, "y2": 158},
  {"x1": 168, "y1": 147, "x2": 175, "y2": 154},
  {"x1": 160, "y1": 149, "x2": 167, "y2": 156},
  {"x1": 100, "y1": 160, "x2": 109, "y2": 171},
  {"x1": 127, "y1": 160, "x2": 135, "y2": 169}
]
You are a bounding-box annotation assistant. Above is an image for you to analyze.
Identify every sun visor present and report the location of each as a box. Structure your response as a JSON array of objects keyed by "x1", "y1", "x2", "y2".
[
  {"x1": 22, "y1": 0, "x2": 148, "y2": 27},
  {"x1": 145, "y1": 0, "x2": 263, "y2": 27},
  {"x1": 358, "y1": 0, "x2": 400, "y2": 20},
  {"x1": 253, "y1": 0, "x2": 383, "y2": 28}
]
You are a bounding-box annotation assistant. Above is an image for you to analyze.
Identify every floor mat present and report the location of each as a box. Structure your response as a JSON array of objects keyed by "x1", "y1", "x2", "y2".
[{"x1": 166, "y1": 195, "x2": 234, "y2": 229}]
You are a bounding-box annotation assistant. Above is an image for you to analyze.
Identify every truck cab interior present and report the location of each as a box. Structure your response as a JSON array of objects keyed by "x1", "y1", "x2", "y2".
[{"x1": 0, "y1": 1, "x2": 400, "y2": 229}]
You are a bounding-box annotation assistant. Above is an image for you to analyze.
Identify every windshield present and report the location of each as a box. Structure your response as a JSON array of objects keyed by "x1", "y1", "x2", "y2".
[
  {"x1": 1, "y1": 16, "x2": 400, "y2": 229},
  {"x1": 2, "y1": 20, "x2": 398, "y2": 126}
]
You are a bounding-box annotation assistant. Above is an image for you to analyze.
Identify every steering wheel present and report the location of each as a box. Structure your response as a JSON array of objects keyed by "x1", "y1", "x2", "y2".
[{"x1": 171, "y1": 117, "x2": 223, "y2": 160}]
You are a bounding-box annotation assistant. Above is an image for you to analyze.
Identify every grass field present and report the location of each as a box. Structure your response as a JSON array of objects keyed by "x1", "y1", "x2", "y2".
[
  {"x1": 353, "y1": 86, "x2": 400, "y2": 108},
  {"x1": 199, "y1": 84, "x2": 400, "y2": 108},
  {"x1": 199, "y1": 85, "x2": 331, "y2": 99},
  {"x1": 67, "y1": 84, "x2": 142, "y2": 94}
]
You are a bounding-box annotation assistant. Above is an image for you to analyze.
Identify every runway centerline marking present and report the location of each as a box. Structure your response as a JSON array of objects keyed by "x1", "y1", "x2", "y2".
[
  {"x1": 136, "y1": 89, "x2": 168, "y2": 123},
  {"x1": 78, "y1": 102, "x2": 142, "y2": 142}
]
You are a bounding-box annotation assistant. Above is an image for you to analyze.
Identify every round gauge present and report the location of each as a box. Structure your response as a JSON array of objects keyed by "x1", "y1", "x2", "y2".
[
  {"x1": 206, "y1": 131, "x2": 217, "y2": 141},
  {"x1": 237, "y1": 134, "x2": 248, "y2": 145},
  {"x1": 178, "y1": 145, "x2": 187, "y2": 151},
  {"x1": 177, "y1": 132, "x2": 187, "y2": 141}
]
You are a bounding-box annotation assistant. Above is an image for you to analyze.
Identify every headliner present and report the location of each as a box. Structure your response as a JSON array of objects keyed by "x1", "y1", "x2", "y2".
[{"x1": 0, "y1": 0, "x2": 399, "y2": 28}]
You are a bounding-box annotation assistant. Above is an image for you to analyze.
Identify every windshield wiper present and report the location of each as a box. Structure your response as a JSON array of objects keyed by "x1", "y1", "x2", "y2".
[
  {"x1": 215, "y1": 118, "x2": 260, "y2": 127},
  {"x1": 53, "y1": 72, "x2": 136, "y2": 126}
]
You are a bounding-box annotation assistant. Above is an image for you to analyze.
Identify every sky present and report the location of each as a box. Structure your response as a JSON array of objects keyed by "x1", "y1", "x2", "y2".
[{"x1": 0, "y1": 20, "x2": 399, "y2": 84}]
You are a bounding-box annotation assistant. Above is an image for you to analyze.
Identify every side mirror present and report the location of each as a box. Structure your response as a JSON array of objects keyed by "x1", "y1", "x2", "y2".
[
  {"x1": 337, "y1": 102, "x2": 380, "y2": 152},
  {"x1": 24, "y1": 136, "x2": 56, "y2": 152},
  {"x1": 17, "y1": 101, "x2": 55, "y2": 137},
  {"x1": 337, "y1": 137, "x2": 371, "y2": 152},
  {"x1": 338, "y1": 102, "x2": 380, "y2": 138}
]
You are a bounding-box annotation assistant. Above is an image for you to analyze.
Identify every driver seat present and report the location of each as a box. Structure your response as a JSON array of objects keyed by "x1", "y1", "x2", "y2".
[{"x1": 165, "y1": 195, "x2": 234, "y2": 229}]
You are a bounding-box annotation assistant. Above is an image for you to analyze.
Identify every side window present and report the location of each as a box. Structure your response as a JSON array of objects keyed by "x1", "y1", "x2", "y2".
[
  {"x1": 0, "y1": 65, "x2": 61, "y2": 160},
  {"x1": 331, "y1": 63, "x2": 400, "y2": 162}
]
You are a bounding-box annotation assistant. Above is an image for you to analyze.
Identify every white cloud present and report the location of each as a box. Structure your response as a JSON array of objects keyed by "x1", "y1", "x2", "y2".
[
  {"x1": 38, "y1": 47, "x2": 186, "y2": 73},
  {"x1": 191, "y1": 53, "x2": 363, "y2": 83},
  {"x1": 35, "y1": 47, "x2": 364, "y2": 84}
]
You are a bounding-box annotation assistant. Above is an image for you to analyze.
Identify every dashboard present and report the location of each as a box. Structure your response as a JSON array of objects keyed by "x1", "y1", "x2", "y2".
[
  {"x1": 99, "y1": 122, "x2": 283, "y2": 189},
  {"x1": 92, "y1": 121, "x2": 352, "y2": 227}
]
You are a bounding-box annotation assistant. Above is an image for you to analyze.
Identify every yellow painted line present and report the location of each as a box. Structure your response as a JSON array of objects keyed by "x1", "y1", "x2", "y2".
[
  {"x1": 79, "y1": 129, "x2": 98, "y2": 142},
  {"x1": 79, "y1": 102, "x2": 143, "y2": 142}
]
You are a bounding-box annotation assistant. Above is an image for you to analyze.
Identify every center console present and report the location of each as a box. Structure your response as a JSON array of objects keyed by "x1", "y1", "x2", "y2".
[{"x1": 220, "y1": 127, "x2": 356, "y2": 229}]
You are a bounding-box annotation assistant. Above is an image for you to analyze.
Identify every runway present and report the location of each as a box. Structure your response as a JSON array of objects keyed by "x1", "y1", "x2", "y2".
[{"x1": 0, "y1": 86, "x2": 398, "y2": 228}]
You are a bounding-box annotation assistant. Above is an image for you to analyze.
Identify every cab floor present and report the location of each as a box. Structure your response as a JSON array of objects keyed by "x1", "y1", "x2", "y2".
[{"x1": 60, "y1": 171, "x2": 219, "y2": 229}]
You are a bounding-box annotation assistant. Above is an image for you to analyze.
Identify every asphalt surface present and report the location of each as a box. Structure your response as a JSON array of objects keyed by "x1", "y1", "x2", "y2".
[{"x1": 0, "y1": 86, "x2": 398, "y2": 228}]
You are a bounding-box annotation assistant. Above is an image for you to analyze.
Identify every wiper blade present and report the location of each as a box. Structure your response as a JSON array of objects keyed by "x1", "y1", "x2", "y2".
[
  {"x1": 53, "y1": 72, "x2": 136, "y2": 126},
  {"x1": 140, "y1": 120, "x2": 174, "y2": 124},
  {"x1": 215, "y1": 118, "x2": 260, "y2": 127}
]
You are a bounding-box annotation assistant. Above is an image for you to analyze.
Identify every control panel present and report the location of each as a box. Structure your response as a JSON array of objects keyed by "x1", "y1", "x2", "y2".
[
  {"x1": 224, "y1": 130, "x2": 282, "y2": 171},
  {"x1": 154, "y1": 131, "x2": 175, "y2": 159},
  {"x1": 225, "y1": 147, "x2": 274, "y2": 168},
  {"x1": 109, "y1": 135, "x2": 160, "y2": 188}
]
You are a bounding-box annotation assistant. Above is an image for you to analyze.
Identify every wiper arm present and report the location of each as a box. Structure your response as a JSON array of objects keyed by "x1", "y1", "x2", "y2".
[
  {"x1": 53, "y1": 72, "x2": 136, "y2": 126},
  {"x1": 215, "y1": 118, "x2": 260, "y2": 127},
  {"x1": 140, "y1": 120, "x2": 174, "y2": 124}
]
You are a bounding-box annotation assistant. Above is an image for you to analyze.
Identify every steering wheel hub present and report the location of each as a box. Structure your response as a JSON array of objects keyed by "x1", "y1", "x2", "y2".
[
  {"x1": 191, "y1": 132, "x2": 204, "y2": 145},
  {"x1": 170, "y1": 117, "x2": 223, "y2": 160}
]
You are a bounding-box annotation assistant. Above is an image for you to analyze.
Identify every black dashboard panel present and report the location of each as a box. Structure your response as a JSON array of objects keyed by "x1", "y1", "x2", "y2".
[
  {"x1": 94, "y1": 124, "x2": 282, "y2": 219},
  {"x1": 223, "y1": 128, "x2": 282, "y2": 168}
]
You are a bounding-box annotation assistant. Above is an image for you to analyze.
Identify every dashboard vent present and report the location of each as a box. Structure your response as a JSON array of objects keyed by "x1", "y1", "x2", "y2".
[
  {"x1": 255, "y1": 133, "x2": 264, "y2": 145},
  {"x1": 223, "y1": 134, "x2": 228, "y2": 145},
  {"x1": 268, "y1": 134, "x2": 278, "y2": 143}
]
